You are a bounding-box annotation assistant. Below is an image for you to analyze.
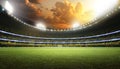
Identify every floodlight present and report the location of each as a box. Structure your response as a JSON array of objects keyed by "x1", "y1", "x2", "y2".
[
  {"x1": 72, "y1": 21, "x2": 80, "y2": 29},
  {"x1": 5, "y1": 1, "x2": 13, "y2": 14},
  {"x1": 36, "y1": 23, "x2": 46, "y2": 31}
]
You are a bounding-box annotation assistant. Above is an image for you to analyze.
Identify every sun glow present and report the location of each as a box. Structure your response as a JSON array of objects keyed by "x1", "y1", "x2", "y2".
[{"x1": 92, "y1": 0, "x2": 119, "y2": 17}]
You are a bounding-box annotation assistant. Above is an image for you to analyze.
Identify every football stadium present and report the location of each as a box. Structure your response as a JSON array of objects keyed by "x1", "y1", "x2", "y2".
[{"x1": 0, "y1": 0, "x2": 120, "y2": 69}]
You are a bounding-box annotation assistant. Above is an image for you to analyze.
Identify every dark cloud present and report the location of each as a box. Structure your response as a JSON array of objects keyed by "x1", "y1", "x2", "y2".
[{"x1": 29, "y1": 0, "x2": 48, "y2": 4}]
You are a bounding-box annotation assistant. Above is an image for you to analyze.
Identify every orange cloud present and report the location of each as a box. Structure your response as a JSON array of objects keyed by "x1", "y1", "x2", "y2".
[
  {"x1": 25, "y1": 0, "x2": 41, "y2": 15},
  {"x1": 25, "y1": 0, "x2": 93, "y2": 29}
]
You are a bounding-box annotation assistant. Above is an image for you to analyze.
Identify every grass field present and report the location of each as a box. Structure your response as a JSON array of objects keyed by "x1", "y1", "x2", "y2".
[{"x1": 0, "y1": 47, "x2": 120, "y2": 69}]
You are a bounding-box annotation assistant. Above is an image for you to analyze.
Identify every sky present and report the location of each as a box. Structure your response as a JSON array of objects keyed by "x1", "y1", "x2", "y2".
[{"x1": 0, "y1": 0, "x2": 119, "y2": 29}]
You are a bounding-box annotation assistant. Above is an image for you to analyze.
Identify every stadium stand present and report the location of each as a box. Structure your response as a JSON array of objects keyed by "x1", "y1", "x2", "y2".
[{"x1": 0, "y1": 5, "x2": 120, "y2": 47}]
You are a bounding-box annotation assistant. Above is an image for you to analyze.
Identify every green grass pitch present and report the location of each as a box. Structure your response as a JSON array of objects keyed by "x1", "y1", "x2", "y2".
[{"x1": 0, "y1": 47, "x2": 120, "y2": 69}]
